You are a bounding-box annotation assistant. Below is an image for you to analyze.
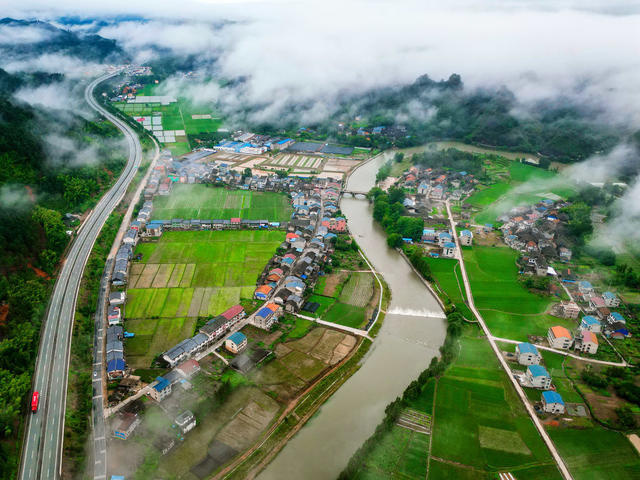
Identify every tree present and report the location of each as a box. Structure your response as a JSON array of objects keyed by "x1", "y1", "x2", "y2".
[
  {"x1": 397, "y1": 216, "x2": 424, "y2": 241},
  {"x1": 387, "y1": 233, "x2": 403, "y2": 248},
  {"x1": 393, "y1": 152, "x2": 405, "y2": 163},
  {"x1": 243, "y1": 167, "x2": 252, "y2": 178}
]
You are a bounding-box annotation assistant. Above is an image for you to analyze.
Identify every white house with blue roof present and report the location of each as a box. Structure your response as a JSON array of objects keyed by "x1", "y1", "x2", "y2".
[
  {"x1": 225, "y1": 332, "x2": 247, "y2": 354},
  {"x1": 515, "y1": 342, "x2": 541, "y2": 365},
  {"x1": 608, "y1": 311, "x2": 626, "y2": 325},
  {"x1": 438, "y1": 231, "x2": 452, "y2": 246},
  {"x1": 602, "y1": 291, "x2": 620, "y2": 308},
  {"x1": 578, "y1": 280, "x2": 594, "y2": 296},
  {"x1": 442, "y1": 242, "x2": 457, "y2": 258},
  {"x1": 526, "y1": 365, "x2": 552, "y2": 389},
  {"x1": 541, "y1": 390, "x2": 565, "y2": 414},
  {"x1": 150, "y1": 376, "x2": 172, "y2": 402},
  {"x1": 459, "y1": 229, "x2": 473, "y2": 246},
  {"x1": 580, "y1": 315, "x2": 601, "y2": 333}
]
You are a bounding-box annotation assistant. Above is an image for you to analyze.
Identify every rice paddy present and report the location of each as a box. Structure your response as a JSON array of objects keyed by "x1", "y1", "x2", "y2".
[
  {"x1": 124, "y1": 230, "x2": 282, "y2": 368},
  {"x1": 150, "y1": 185, "x2": 292, "y2": 221}
]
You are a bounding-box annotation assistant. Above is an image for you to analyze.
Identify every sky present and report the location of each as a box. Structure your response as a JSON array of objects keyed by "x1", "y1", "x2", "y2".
[
  {"x1": 1, "y1": 1, "x2": 639, "y2": 126},
  {"x1": 1, "y1": 0, "x2": 640, "y2": 248}
]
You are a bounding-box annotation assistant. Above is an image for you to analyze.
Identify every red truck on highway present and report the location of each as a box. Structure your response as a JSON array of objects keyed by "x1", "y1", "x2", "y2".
[{"x1": 31, "y1": 391, "x2": 39, "y2": 413}]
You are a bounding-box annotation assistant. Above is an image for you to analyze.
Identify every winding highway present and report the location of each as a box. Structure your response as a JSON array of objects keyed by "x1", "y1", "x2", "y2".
[{"x1": 19, "y1": 71, "x2": 143, "y2": 480}]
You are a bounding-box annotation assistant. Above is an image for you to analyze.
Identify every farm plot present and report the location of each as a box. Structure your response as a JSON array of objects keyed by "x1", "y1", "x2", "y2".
[
  {"x1": 150, "y1": 185, "x2": 292, "y2": 222},
  {"x1": 338, "y1": 272, "x2": 374, "y2": 307},
  {"x1": 350, "y1": 327, "x2": 560, "y2": 479},
  {"x1": 462, "y1": 246, "x2": 575, "y2": 340},
  {"x1": 124, "y1": 230, "x2": 281, "y2": 370},
  {"x1": 251, "y1": 327, "x2": 357, "y2": 402}
]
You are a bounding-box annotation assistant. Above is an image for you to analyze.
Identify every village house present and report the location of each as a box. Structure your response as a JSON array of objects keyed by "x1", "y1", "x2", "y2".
[
  {"x1": 574, "y1": 330, "x2": 598, "y2": 354},
  {"x1": 437, "y1": 231, "x2": 452, "y2": 246},
  {"x1": 113, "y1": 413, "x2": 141, "y2": 440},
  {"x1": 588, "y1": 296, "x2": 606, "y2": 311},
  {"x1": 107, "y1": 358, "x2": 126, "y2": 379},
  {"x1": 556, "y1": 301, "x2": 580, "y2": 319},
  {"x1": 578, "y1": 280, "x2": 594, "y2": 297},
  {"x1": 254, "y1": 284, "x2": 273, "y2": 300},
  {"x1": 541, "y1": 390, "x2": 565, "y2": 414},
  {"x1": 580, "y1": 315, "x2": 601, "y2": 333},
  {"x1": 459, "y1": 229, "x2": 473, "y2": 246},
  {"x1": 442, "y1": 242, "x2": 457, "y2": 258},
  {"x1": 602, "y1": 291, "x2": 620, "y2": 308},
  {"x1": 176, "y1": 359, "x2": 200, "y2": 378},
  {"x1": 252, "y1": 303, "x2": 280, "y2": 330},
  {"x1": 109, "y1": 291, "x2": 126, "y2": 306},
  {"x1": 175, "y1": 410, "x2": 197, "y2": 434},
  {"x1": 149, "y1": 376, "x2": 172, "y2": 402},
  {"x1": 526, "y1": 365, "x2": 552, "y2": 389},
  {"x1": 225, "y1": 332, "x2": 247, "y2": 354},
  {"x1": 285, "y1": 294, "x2": 304, "y2": 313},
  {"x1": 515, "y1": 342, "x2": 541, "y2": 366},
  {"x1": 200, "y1": 316, "x2": 227, "y2": 340},
  {"x1": 108, "y1": 306, "x2": 122, "y2": 326},
  {"x1": 547, "y1": 326, "x2": 573, "y2": 350}
]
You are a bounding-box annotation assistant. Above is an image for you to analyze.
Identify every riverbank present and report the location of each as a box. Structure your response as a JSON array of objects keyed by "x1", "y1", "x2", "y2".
[{"x1": 257, "y1": 151, "x2": 446, "y2": 480}]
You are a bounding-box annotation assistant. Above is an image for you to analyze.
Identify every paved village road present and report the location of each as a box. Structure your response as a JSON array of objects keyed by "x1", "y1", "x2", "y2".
[
  {"x1": 444, "y1": 200, "x2": 574, "y2": 480},
  {"x1": 19, "y1": 71, "x2": 142, "y2": 480}
]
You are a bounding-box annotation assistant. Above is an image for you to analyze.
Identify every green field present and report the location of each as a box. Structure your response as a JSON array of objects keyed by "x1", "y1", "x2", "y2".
[
  {"x1": 470, "y1": 162, "x2": 577, "y2": 224},
  {"x1": 548, "y1": 428, "x2": 640, "y2": 479},
  {"x1": 352, "y1": 326, "x2": 561, "y2": 479},
  {"x1": 463, "y1": 246, "x2": 574, "y2": 340},
  {"x1": 323, "y1": 302, "x2": 367, "y2": 329},
  {"x1": 425, "y1": 257, "x2": 472, "y2": 319},
  {"x1": 124, "y1": 230, "x2": 282, "y2": 369},
  {"x1": 150, "y1": 185, "x2": 292, "y2": 221}
]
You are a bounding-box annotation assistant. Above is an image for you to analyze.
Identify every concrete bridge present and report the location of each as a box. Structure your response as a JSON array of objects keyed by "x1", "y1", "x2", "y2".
[{"x1": 341, "y1": 190, "x2": 368, "y2": 197}]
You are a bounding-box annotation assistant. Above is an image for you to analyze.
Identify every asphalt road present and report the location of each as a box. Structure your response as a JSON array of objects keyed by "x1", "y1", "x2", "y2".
[{"x1": 19, "y1": 71, "x2": 142, "y2": 480}]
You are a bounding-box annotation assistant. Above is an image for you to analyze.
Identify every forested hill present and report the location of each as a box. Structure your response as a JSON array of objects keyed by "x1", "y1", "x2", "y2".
[
  {"x1": 0, "y1": 17, "x2": 127, "y2": 63},
  {"x1": 0, "y1": 67, "x2": 126, "y2": 475},
  {"x1": 332, "y1": 73, "x2": 621, "y2": 162}
]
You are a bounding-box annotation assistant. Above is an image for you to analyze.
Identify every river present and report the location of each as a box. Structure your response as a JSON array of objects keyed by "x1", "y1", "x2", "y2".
[{"x1": 258, "y1": 152, "x2": 447, "y2": 480}]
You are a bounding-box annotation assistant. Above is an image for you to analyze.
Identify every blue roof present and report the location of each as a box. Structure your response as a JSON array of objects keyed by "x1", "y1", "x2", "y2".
[
  {"x1": 542, "y1": 390, "x2": 564, "y2": 405},
  {"x1": 277, "y1": 138, "x2": 292, "y2": 144},
  {"x1": 579, "y1": 280, "x2": 593, "y2": 289},
  {"x1": 460, "y1": 229, "x2": 472, "y2": 236},
  {"x1": 603, "y1": 291, "x2": 616, "y2": 299},
  {"x1": 610, "y1": 312, "x2": 625, "y2": 321},
  {"x1": 439, "y1": 232, "x2": 451, "y2": 238},
  {"x1": 256, "y1": 306, "x2": 273, "y2": 318},
  {"x1": 107, "y1": 359, "x2": 125, "y2": 372},
  {"x1": 443, "y1": 242, "x2": 456, "y2": 248},
  {"x1": 423, "y1": 228, "x2": 435, "y2": 234},
  {"x1": 527, "y1": 365, "x2": 550, "y2": 378},
  {"x1": 227, "y1": 332, "x2": 246, "y2": 344},
  {"x1": 517, "y1": 342, "x2": 539, "y2": 355},
  {"x1": 581, "y1": 315, "x2": 600, "y2": 325},
  {"x1": 459, "y1": 171, "x2": 467, "y2": 176},
  {"x1": 154, "y1": 376, "x2": 170, "y2": 392}
]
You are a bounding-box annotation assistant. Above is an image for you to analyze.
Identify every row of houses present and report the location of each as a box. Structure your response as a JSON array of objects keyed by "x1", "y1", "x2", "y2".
[
  {"x1": 421, "y1": 228, "x2": 473, "y2": 258},
  {"x1": 512, "y1": 343, "x2": 567, "y2": 414},
  {"x1": 162, "y1": 305, "x2": 246, "y2": 367},
  {"x1": 397, "y1": 165, "x2": 476, "y2": 202}
]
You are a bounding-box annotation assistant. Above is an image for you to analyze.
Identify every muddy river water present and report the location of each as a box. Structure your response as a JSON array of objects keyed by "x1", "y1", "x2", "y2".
[{"x1": 259, "y1": 151, "x2": 447, "y2": 479}]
